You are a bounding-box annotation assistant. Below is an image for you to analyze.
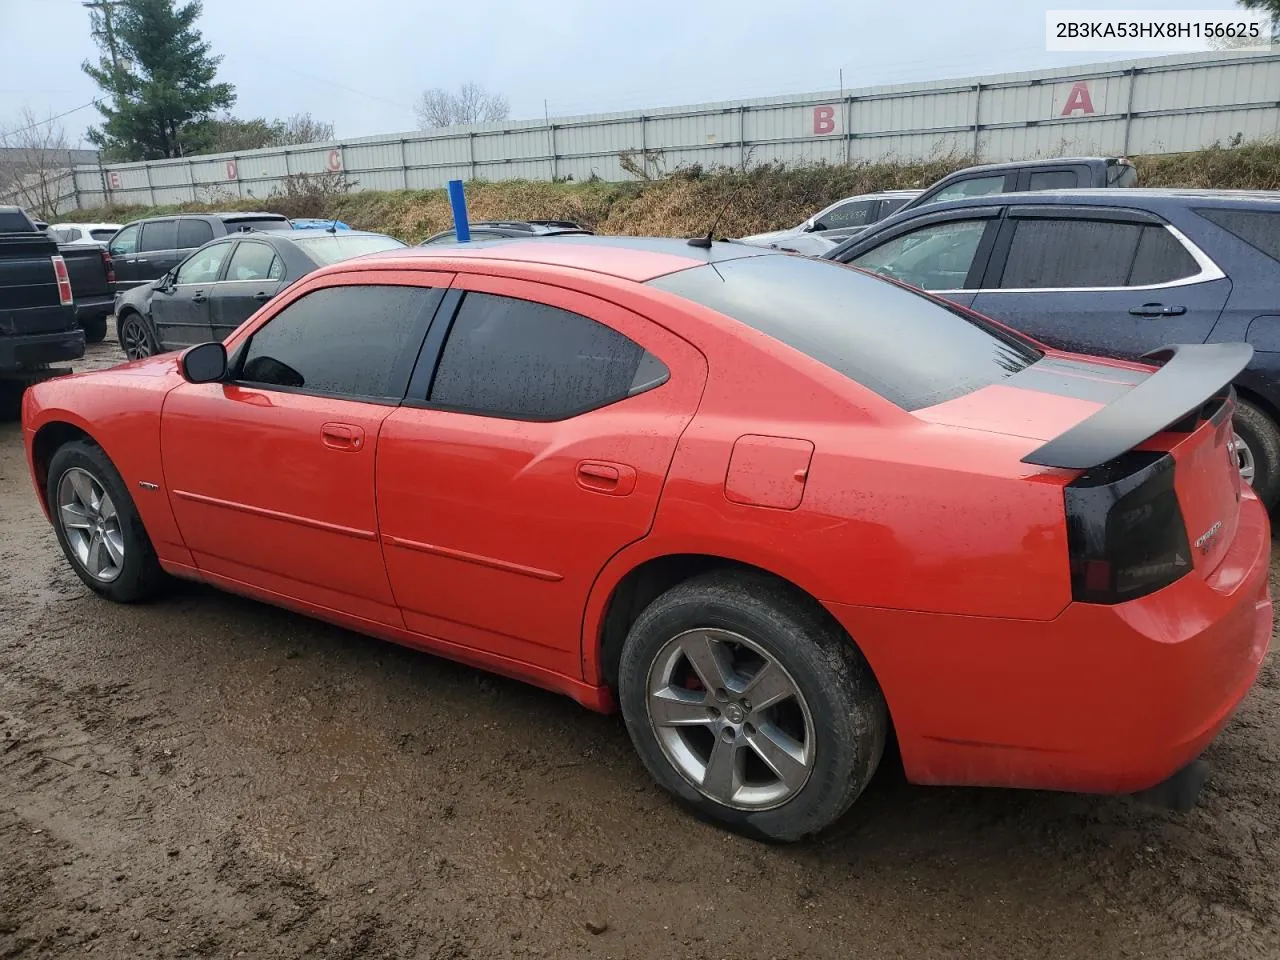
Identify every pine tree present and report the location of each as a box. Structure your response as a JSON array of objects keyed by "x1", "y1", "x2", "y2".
[{"x1": 82, "y1": 0, "x2": 235, "y2": 161}]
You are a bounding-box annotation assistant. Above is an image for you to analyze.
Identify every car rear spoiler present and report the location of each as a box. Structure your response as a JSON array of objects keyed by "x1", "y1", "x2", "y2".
[{"x1": 1021, "y1": 342, "x2": 1252, "y2": 469}]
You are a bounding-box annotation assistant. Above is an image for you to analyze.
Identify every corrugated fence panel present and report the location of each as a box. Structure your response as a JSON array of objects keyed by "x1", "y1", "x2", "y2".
[{"x1": 64, "y1": 51, "x2": 1279, "y2": 210}]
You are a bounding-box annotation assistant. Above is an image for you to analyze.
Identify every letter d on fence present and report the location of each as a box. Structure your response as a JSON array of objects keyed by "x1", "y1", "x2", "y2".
[{"x1": 447, "y1": 179, "x2": 471, "y2": 242}]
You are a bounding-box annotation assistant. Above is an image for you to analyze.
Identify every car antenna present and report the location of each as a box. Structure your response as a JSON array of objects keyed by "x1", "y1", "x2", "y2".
[
  {"x1": 326, "y1": 216, "x2": 338, "y2": 235},
  {"x1": 687, "y1": 179, "x2": 744, "y2": 249}
]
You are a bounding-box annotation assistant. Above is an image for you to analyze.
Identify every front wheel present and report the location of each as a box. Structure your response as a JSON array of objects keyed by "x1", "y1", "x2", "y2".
[
  {"x1": 47, "y1": 440, "x2": 165, "y2": 602},
  {"x1": 617, "y1": 571, "x2": 887, "y2": 843},
  {"x1": 1232, "y1": 399, "x2": 1280, "y2": 508},
  {"x1": 117, "y1": 312, "x2": 157, "y2": 361}
]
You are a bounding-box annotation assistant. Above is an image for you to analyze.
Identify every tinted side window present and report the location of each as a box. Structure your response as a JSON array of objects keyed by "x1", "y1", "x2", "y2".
[
  {"x1": 816, "y1": 200, "x2": 876, "y2": 230},
  {"x1": 648, "y1": 254, "x2": 1041, "y2": 412},
  {"x1": 1027, "y1": 170, "x2": 1080, "y2": 191},
  {"x1": 927, "y1": 175, "x2": 1008, "y2": 205},
  {"x1": 1128, "y1": 226, "x2": 1200, "y2": 285},
  {"x1": 140, "y1": 220, "x2": 178, "y2": 252},
  {"x1": 239, "y1": 285, "x2": 439, "y2": 400},
  {"x1": 89, "y1": 229, "x2": 117, "y2": 242},
  {"x1": 878, "y1": 196, "x2": 914, "y2": 218},
  {"x1": 429, "y1": 292, "x2": 667, "y2": 421},
  {"x1": 225, "y1": 242, "x2": 279, "y2": 282},
  {"x1": 1196, "y1": 208, "x2": 1280, "y2": 263},
  {"x1": 177, "y1": 219, "x2": 214, "y2": 248},
  {"x1": 53, "y1": 228, "x2": 80, "y2": 243},
  {"x1": 850, "y1": 219, "x2": 991, "y2": 291},
  {"x1": 175, "y1": 242, "x2": 232, "y2": 285},
  {"x1": 109, "y1": 223, "x2": 139, "y2": 255},
  {"x1": 999, "y1": 219, "x2": 1143, "y2": 288}
]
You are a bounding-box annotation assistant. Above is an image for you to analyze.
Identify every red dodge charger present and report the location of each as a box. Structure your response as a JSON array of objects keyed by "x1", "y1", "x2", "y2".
[{"x1": 22, "y1": 236, "x2": 1272, "y2": 841}]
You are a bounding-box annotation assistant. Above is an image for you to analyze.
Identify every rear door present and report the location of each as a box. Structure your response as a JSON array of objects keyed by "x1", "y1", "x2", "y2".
[
  {"x1": 152, "y1": 240, "x2": 233, "y2": 350},
  {"x1": 840, "y1": 209, "x2": 1003, "y2": 308},
  {"x1": 136, "y1": 219, "x2": 183, "y2": 284},
  {"x1": 176, "y1": 218, "x2": 216, "y2": 263},
  {"x1": 210, "y1": 239, "x2": 287, "y2": 340},
  {"x1": 376, "y1": 276, "x2": 707, "y2": 678},
  {"x1": 970, "y1": 207, "x2": 1231, "y2": 359}
]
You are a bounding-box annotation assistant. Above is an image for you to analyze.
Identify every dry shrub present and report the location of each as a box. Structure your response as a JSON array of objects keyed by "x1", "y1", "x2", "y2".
[{"x1": 1135, "y1": 138, "x2": 1280, "y2": 190}]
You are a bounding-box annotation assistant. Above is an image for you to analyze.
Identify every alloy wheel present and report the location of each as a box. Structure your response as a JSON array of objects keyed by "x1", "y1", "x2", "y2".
[
  {"x1": 121, "y1": 317, "x2": 152, "y2": 360},
  {"x1": 646, "y1": 628, "x2": 815, "y2": 810},
  {"x1": 57, "y1": 467, "x2": 125, "y2": 582},
  {"x1": 1232, "y1": 431, "x2": 1256, "y2": 485}
]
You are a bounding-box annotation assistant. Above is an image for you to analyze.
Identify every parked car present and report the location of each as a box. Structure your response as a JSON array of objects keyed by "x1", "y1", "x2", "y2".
[
  {"x1": 114, "y1": 228, "x2": 406, "y2": 360},
  {"x1": 825, "y1": 188, "x2": 1280, "y2": 505},
  {"x1": 23, "y1": 236, "x2": 1269, "y2": 841},
  {"x1": 49, "y1": 222, "x2": 121, "y2": 246},
  {"x1": 0, "y1": 206, "x2": 82, "y2": 386},
  {"x1": 419, "y1": 219, "x2": 593, "y2": 244},
  {"x1": 893, "y1": 155, "x2": 1138, "y2": 215},
  {"x1": 108, "y1": 212, "x2": 292, "y2": 293},
  {"x1": 289, "y1": 218, "x2": 351, "y2": 231},
  {"x1": 739, "y1": 190, "x2": 922, "y2": 249}
]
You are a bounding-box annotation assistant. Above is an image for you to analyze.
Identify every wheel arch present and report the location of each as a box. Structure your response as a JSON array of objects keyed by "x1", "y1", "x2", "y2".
[{"x1": 30, "y1": 420, "x2": 101, "y2": 517}]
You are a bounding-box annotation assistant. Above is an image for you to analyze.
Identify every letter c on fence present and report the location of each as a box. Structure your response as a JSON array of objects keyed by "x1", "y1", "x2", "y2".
[
  {"x1": 225, "y1": 159, "x2": 238, "y2": 180},
  {"x1": 813, "y1": 105, "x2": 836, "y2": 135},
  {"x1": 327, "y1": 149, "x2": 343, "y2": 172}
]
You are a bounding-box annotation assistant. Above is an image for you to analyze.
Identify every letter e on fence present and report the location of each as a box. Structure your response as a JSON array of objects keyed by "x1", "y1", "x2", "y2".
[
  {"x1": 225, "y1": 159, "x2": 238, "y2": 180},
  {"x1": 813, "y1": 105, "x2": 836, "y2": 135},
  {"x1": 107, "y1": 171, "x2": 121, "y2": 190},
  {"x1": 326, "y1": 149, "x2": 343, "y2": 172},
  {"x1": 1059, "y1": 81, "x2": 1095, "y2": 117}
]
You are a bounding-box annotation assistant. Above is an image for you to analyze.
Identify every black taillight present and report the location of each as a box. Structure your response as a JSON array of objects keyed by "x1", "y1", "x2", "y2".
[{"x1": 1065, "y1": 451, "x2": 1192, "y2": 604}]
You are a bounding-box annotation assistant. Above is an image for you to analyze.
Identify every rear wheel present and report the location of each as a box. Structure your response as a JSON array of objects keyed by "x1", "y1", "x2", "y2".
[
  {"x1": 81, "y1": 314, "x2": 108, "y2": 344},
  {"x1": 617, "y1": 570, "x2": 887, "y2": 842},
  {"x1": 1232, "y1": 399, "x2": 1280, "y2": 508},
  {"x1": 47, "y1": 440, "x2": 164, "y2": 603},
  {"x1": 118, "y1": 312, "x2": 156, "y2": 361}
]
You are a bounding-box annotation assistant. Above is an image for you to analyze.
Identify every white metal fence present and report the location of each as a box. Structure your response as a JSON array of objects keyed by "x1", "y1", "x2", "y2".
[{"x1": 44, "y1": 49, "x2": 1280, "y2": 213}]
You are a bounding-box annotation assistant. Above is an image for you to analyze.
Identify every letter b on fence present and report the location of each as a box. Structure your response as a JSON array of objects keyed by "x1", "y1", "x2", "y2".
[{"x1": 813, "y1": 105, "x2": 837, "y2": 135}]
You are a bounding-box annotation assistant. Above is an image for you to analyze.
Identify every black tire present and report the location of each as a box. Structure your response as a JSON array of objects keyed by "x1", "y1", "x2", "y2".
[
  {"x1": 81, "y1": 314, "x2": 108, "y2": 344},
  {"x1": 1233, "y1": 399, "x2": 1280, "y2": 508},
  {"x1": 46, "y1": 440, "x2": 165, "y2": 603},
  {"x1": 617, "y1": 570, "x2": 887, "y2": 843},
  {"x1": 117, "y1": 311, "x2": 157, "y2": 361}
]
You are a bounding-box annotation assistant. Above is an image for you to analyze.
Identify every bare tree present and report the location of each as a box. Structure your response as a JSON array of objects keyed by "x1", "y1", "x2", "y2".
[
  {"x1": 414, "y1": 83, "x2": 509, "y2": 129},
  {"x1": 278, "y1": 112, "x2": 335, "y2": 145},
  {"x1": 0, "y1": 107, "x2": 75, "y2": 220}
]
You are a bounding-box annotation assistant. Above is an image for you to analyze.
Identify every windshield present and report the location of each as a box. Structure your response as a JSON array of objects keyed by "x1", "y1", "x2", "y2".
[
  {"x1": 648, "y1": 253, "x2": 1042, "y2": 411},
  {"x1": 293, "y1": 234, "x2": 406, "y2": 265}
]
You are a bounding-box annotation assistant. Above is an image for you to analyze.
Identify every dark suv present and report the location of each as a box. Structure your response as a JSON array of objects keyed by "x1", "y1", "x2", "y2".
[
  {"x1": 825, "y1": 188, "x2": 1280, "y2": 505},
  {"x1": 108, "y1": 212, "x2": 291, "y2": 292}
]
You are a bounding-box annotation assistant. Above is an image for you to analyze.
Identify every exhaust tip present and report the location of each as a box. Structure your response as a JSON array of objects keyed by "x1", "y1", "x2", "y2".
[{"x1": 1132, "y1": 758, "x2": 1209, "y2": 812}]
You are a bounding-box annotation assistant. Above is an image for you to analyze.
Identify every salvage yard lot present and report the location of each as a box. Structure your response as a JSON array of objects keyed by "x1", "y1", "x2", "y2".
[{"x1": 1, "y1": 328, "x2": 1278, "y2": 959}]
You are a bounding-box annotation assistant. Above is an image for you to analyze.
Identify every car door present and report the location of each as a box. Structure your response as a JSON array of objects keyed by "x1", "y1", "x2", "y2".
[
  {"x1": 107, "y1": 223, "x2": 141, "y2": 290},
  {"x1": 376, "y1": 276, "x2": 707, "y2": 678},
  {"x1": 969, "y1": 207, "x2": 1232, "y2": 359},
  {"x1": 152, "y1": 240, "x2": 234, "y2": 350},
  {"x1": 839, "y1": 209, "x2": 1003, "y2": 308},
  {"x1": 175, "y1": 217, "x2": 215, "y2": 264},
  {"x1": 135, "y1": 218, "x2": 183, "y2": 284},
  {"x1": 210, "y1": 239, "x2": 286, "y2": 340},
  {"x1": 160, "y1": 274, "x2": 451, "y2": 625}
]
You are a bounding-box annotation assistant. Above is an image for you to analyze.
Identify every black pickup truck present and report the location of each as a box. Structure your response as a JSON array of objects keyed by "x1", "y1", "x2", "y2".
[
  {"x1": 30, "y1": 214, "x2": 116, "y2": 343},
  {"x1": 0, "y1": 208, "x2": 84, "y2": 389}
]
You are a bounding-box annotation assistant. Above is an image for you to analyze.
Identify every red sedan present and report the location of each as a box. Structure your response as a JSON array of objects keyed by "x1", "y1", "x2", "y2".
[{"x1": 21, "y1": 237, "x2": 1272, "y2": 841}]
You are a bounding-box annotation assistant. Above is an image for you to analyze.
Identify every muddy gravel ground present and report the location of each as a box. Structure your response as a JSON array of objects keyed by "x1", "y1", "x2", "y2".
[{"x1": 1, "y1": 326, "x2": 1278, "y2": 959}]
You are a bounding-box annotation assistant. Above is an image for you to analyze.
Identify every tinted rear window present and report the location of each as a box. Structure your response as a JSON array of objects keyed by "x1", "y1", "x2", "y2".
[
  {"x1": 648, "y1": 254, "x2": 1042, "y2": 411},
  {"x1": 89, "y1": 229, "x2": 117, "y2": 241},
  {"x1": 225, "y1": 217, "x2": 292, "y2": 232},
  {"x1": 1196, "y1": 207, "x2": 1280, "y2": 263},
  {"x1": 293, "y1": 235, "x2": 406, "y2": 265},
  {"x1": 0, "y1": 210, "x2": 34, "y2": 232}
]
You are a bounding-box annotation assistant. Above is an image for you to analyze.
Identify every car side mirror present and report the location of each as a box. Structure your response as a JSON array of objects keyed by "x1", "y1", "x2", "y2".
[
  {"x1": 809, "y1": 220, "x2": 827, "y2": 232},
  {"x1": 180, "y1": 342, "x2": 227, "y2": 383}
]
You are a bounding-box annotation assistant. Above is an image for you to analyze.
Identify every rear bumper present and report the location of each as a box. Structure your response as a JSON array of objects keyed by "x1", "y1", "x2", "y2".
[
  {"x1": 0, "y1": 327, "x2": 86, "y2": 373},
  {"x1": 827, "y1": 491, "x2": 1272, "y2": 795},
  {"x1": 74, "y1": 295, "x2": 113, "y2": 322}
]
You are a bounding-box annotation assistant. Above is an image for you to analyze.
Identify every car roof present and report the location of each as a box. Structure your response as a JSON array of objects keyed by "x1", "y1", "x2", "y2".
[
  {"x1": 883, "y1": 187, "x2": 1280, "y2": 213},
  {"x1": 267, "y1": 228, "x2": 392, "y2": 239},
  {"x1": 935, "y1": 156, "x2": 1128, "y2": 177},
  {"x1": 361, "y1": 234, "x2": 773, "y2": 282}
]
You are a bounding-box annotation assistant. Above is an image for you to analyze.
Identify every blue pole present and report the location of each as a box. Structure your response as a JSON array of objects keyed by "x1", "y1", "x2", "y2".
[{"x1": 447, "y1": 179, "x2": 471, "y2": 242}]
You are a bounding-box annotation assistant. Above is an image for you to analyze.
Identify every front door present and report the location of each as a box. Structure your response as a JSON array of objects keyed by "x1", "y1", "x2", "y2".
[
  {"x1": 209, "y1": 239, "x2": 286, "y2": 340},
  {"x1": 970, "y1": 209, "x2": 1231, "y2": 359},
  {"x1": 153, "y1": 240, "x2": 233, "y2": 350},
  {"x1": 376, "y1": 276, "x2": 707, "y2": 678},
  {"x1": 160, "y1": 277, "x2": 447, "y2": 626},
  {"x1": 107, "y1": 223, "x2": 142, "y2": 290}
]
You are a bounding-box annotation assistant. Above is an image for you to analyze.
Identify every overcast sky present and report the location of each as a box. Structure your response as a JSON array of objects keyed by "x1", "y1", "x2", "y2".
[{"x1": 0, "y1": 0, "x2": 1253, "y2": 146}]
